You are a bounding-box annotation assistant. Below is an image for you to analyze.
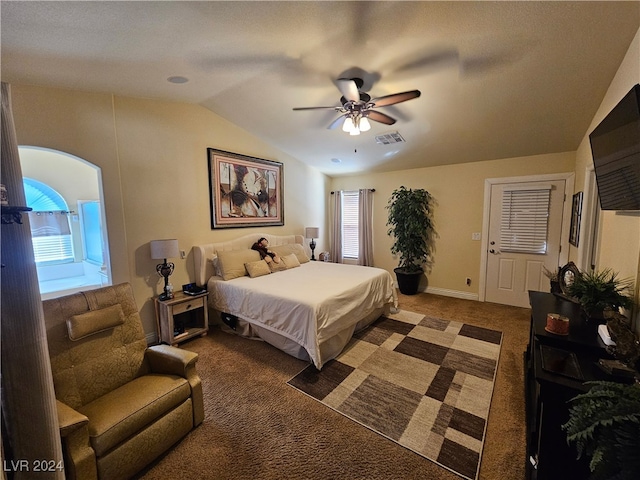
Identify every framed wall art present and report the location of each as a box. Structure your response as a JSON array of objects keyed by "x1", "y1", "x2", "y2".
[
  {"x1": 207, "y1": 148, "x2": 284, "y2": 229},
  {"x1": 569, "y1": 191, "x2": 583, "y2": 247}
]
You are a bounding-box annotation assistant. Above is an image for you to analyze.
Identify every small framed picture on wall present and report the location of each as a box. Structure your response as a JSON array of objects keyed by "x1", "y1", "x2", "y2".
[{"x1": 569, "y1": 191, "x2": 583, "y2": 247}]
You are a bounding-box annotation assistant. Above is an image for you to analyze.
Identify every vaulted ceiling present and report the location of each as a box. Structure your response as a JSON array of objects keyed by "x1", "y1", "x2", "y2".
[{"x1": 1, "y1": 1, "x2": 639, "y2": 176}]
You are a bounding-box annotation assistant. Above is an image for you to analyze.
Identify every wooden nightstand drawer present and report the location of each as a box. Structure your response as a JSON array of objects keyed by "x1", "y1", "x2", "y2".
[{"x1": 172, "y1": 296, "x2": 205, "y2": 315}]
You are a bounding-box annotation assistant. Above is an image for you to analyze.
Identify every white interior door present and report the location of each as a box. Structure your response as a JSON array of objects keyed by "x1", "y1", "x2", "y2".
[{"x1": 484, "y1": 179, "x2": 566, "y2": 308}]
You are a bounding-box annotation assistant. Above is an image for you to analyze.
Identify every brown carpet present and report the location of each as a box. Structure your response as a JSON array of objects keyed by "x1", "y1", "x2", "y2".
[
  {"x1": 288, "y1": 311, "x2": 503, "y2": 480},
  {"x1": 136, "y1": 293, "x2": 529, "y2": 480}
]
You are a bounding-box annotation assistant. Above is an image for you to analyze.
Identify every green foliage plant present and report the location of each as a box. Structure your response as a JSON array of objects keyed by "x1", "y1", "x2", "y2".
[
  {"x1": 566, "y1": 268, "x2": 634, "y2": 315},
  {"x1": 386, "y1": 186, "x2": 437, "y2": 274},
  {"x1": 563, "y1": 381, "x2": 640, "y2": 480}
]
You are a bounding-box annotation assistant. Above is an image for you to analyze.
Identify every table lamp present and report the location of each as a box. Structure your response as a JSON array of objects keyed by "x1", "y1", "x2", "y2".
[
  {"x1": 150, "y1": 239, "x2": 180, "y2": 300},
  {"x1": 304, "y1": 227, "x2": 319, "y2": 261}
]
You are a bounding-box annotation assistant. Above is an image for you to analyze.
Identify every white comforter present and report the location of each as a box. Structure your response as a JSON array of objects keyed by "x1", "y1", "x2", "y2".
[{"x1": 207, "y1": 261, "x2": 397, "y2": 368}]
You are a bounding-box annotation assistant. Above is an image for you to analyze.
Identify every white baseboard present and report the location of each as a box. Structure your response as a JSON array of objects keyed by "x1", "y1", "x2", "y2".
[{"x1": 422, "y1": 286, "x2": 479, "y2": 302}]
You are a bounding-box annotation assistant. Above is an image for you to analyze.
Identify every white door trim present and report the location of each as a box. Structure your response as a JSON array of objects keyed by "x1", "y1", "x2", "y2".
[
  {"x1": 479, "y1": 172, "x2": 575, "y2": 302},
  {"x1": 576, "y1": 166, "x2": 600, "y2": 272}
]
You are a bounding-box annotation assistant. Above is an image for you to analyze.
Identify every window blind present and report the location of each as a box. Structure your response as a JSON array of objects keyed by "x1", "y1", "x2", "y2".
[
  {"x1": 500, "y1": 186, "x2": 551, "y2": 254},
  {"x1": 24, "y1": 178, "x2": 74, "y2": 265},
  {"x1": 341, "y1": 191, "x2": 359, "y2": 258}
]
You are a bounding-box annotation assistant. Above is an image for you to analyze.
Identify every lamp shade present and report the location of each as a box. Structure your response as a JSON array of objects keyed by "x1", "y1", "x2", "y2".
[
  {"x1": 304, "y1": 227, "x2": 319, "y2": 239},
  {"x1": 150, "y1": 239, "x2": 179, "y2": 259}
]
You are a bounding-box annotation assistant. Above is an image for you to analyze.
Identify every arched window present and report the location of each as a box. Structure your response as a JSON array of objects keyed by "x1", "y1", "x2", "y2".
[{"x1": 23, "y1": 177, "x2": 74, "y2": 264}]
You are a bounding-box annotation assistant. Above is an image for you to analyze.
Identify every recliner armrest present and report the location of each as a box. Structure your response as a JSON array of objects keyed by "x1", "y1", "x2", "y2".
[
  {"x1": 146, "y1": 345, "x2": 204, "y2": 427},
  {"x1": 56, "y1": 400, "x2": 98, "y2": 480},
  {"x1": 146, "y1": 344, "x2": 198, "y2": 377},
  {"x1": 56, "y1": 400, "x2": 89, "y2": 437}
]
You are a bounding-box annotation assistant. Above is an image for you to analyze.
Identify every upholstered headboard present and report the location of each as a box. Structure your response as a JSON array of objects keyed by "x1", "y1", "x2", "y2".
[{"x1": 193, "y1": 233, "x2": 304, "y2": 286}]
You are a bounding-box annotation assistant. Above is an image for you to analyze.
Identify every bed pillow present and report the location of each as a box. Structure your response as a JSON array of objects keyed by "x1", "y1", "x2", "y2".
[
  {"x1": 245, "y1": 259, "x2": 271, "y2": 278},
  {"x1": 269, "y1": 260, "x2": 287, "y2": 273},
  {"x1": 281, "y1": 253, "x2": 301, "y2": 269},
  {"x1": 217, "y1": 249, "x2": 261, "y2": 280},
  {"x1": 270, "y1": 244, "x2": 310, "y2": 264}
]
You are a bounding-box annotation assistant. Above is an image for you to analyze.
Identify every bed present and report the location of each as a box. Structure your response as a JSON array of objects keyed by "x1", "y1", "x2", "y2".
[{"x1": 193, "y1": 233, "x2": 397, "y2": 369}]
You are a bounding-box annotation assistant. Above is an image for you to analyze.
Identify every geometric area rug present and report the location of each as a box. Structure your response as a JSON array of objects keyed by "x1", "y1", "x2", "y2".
[{"x1": 287, "y1": 310, "x2": 503, "y2": 480}]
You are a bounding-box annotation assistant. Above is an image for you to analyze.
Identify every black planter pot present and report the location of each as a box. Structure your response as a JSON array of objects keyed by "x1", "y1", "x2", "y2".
[{"x1": 394, "y1": 268, "x2": 423, "y2": 295}]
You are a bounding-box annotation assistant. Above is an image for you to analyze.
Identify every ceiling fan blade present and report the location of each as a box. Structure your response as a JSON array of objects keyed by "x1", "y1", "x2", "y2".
[
  {"x1": 293, "y1": 106, "x2": 340, "y2": 111},
  {"x1": 327, "y1": 115, "x2": 346, "y2": 130},
  {"x1": 336, "y1": 78, "x2": 360, "y2": 102},
  {"x1": 371, "y1": 90, "x2": 421, "y2": 107},
  {"x1": 367, "y1": 110, "x2": 396, "y2": 125}
]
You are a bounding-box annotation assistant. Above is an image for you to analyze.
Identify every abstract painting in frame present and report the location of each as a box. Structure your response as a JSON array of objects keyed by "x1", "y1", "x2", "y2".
[{"x1": 207, "y1": 148, "x2": 284, "y2": 229}]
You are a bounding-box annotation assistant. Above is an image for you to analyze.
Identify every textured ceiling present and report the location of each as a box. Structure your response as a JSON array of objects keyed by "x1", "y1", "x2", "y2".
[{"x1": 1, "y1": 1, "x2": 639, "y2": 176}]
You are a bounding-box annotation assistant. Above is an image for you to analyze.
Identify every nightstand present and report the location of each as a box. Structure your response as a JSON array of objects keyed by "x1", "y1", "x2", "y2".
[{"x1": 154, "y1": 291, "x2": 209, "y2": 346}]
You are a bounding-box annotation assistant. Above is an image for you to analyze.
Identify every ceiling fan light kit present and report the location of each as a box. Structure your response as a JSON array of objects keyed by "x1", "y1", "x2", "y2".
[
  {"x1": 293, "y1": 77, "x2": 421, "y2": 136},
  {"x1": 343, "y1": 114, "x2": 372, "y2": 136}
]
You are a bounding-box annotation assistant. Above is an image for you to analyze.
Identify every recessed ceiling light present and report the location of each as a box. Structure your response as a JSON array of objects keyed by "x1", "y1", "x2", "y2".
[
  {"x1": 167, "y1": 76, "x2": 189, "y2": 84},
  {"x1": 331, "y1": 158, "x2": 342, "y2": 164}
]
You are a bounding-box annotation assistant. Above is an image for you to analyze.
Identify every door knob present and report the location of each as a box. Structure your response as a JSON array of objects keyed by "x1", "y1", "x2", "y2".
[
  {"x1": 490, "y1": 241, "x2": 495, "y2": 245},
  {"x1": 489, "y1": 249, "x2": 496, "y2": 254}
]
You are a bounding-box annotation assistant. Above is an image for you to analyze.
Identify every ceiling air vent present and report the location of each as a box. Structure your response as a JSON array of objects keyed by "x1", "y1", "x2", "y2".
[{"x1": 374, "y1": 132, "x2": 405, "y2": 145}]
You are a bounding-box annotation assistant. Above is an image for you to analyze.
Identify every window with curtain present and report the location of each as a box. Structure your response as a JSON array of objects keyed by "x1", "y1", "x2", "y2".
[
  {"x1": 23, "y1": 178, "x2": 74, "y2": 265},
  {"x1": 342, "y1": 191, "x2": 359, "y2": 259},
  {"x1": 500, "y1": 186, "x2": 551, "y2": 254}
]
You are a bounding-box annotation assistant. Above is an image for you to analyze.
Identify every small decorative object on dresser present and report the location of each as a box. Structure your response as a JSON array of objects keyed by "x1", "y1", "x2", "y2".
[{"x1": 545, "y1": 313, "x2": 570, "y2": 335}]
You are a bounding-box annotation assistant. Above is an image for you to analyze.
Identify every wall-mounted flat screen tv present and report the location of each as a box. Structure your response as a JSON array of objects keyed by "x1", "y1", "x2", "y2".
[{"x1": 589, "y1": 83, "x2": 640, "y2": 210}]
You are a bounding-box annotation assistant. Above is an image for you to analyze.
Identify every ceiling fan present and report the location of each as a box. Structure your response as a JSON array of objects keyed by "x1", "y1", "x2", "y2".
[{"x1": 293, "y1": 78, "x2": 421, "y2": 135}]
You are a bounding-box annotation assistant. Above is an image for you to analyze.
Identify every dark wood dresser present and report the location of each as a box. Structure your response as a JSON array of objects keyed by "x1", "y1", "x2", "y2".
[{"x1": 525, "y1": 291, "x2": 614, "y2": 480}]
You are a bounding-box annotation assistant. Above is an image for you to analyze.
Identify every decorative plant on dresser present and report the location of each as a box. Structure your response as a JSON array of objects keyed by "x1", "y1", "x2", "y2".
[
  {"x1": 386, "y1": 186, "x2": 437, "y2": 295},
  {"x1": 565, "y1": 268, "x2": 634, "y2": 320}
]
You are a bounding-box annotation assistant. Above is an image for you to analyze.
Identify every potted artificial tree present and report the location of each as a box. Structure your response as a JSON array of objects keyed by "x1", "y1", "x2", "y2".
[
  {"x1": 386, "y1": 186, "x2": 437, "y2": 295},
  {"x1": 565, "y1": 268, "x2": 634, "y2": 320}
]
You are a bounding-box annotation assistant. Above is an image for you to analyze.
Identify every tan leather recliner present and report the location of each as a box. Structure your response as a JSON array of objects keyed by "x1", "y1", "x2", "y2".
[{"x1": 43, "y1": 282, "x2": 204, "y2": 480}]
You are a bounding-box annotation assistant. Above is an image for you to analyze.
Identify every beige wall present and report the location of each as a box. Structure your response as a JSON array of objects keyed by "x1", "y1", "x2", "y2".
[
  {"x1": 10, "y1": 85, "x2": 329, "y2": 337},
  {"x1": 330, "y1": 152, "x2": 575, "y2": 296},
  {"x1": 574, "y1": 27, "x2": 640, "y2": 329}
]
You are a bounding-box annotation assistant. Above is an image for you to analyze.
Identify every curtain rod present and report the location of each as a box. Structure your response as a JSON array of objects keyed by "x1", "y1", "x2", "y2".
[
  {"x1": 330, "y1": 189, "x2": 375, "y2": 194},
  {"x1": 30, "y1": 210, "x2": 75, "y2": 214}
]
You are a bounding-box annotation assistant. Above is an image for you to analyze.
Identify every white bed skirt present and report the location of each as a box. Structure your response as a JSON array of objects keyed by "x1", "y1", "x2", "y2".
[{"x1": 210, "y1": 305, "x2": 390, "y2": 367}]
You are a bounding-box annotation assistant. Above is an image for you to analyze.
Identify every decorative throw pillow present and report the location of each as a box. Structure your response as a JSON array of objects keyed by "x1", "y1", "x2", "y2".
[
  {"x1": 270, "y1": 244, "x2": 310, "y2": 264},
  {"x1": 245, "y1": 259, "x2": 271, "y2": 278},
  {"x1": 281, "y1": 253, "x2": 301, "y2": 269},
  {"x1": 269, "y1": 260, "x2": 287, "y2": 273},
  {"x1": 217, "y1": 249, "x2": 261, "y2": 280}
]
